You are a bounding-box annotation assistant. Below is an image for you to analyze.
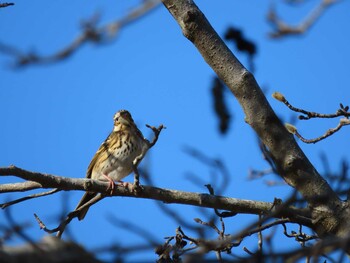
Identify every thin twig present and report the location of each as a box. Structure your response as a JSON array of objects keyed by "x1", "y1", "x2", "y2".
[
  {"x1": 273, "y1": 92, "x2": 350, "y2": 143},
  {"x1": 0, "y1": 2, "x2": 14, "y2": 8},
  {"x1": 133, "y1": 124, "x2": 164, "y2": 189},
  {"x1": 284, "y1": 100, "x2": 349, "y2": 120},
  {"x1": 294, "y1": 118, "x2": 350, "y2": 144},
  {"x1": 145, "y1": 124, "x2": 165, "y2": 147},
  {"x1": 268, "y1": 0, "x2": 342, "y2": 38},
  {"x1": 205, "y1": 184, "x2": 237, "y2": 218},
  {"x1": 34, "y1": 194, "x2": 105, "y2": 238},
  {"x1": 258, "y1": 214, "x2": 263, "y2": 252},
  {"x1": 1, "y1": 189, "x2": 60, "y2": 209},
  {"x1": 0, "y1": 0, "x2": 161, "y2": 67}
]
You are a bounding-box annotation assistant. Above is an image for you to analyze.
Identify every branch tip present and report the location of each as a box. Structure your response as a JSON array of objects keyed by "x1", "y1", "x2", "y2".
[
  {"x1": 272, "y1": 91, "x2": 286, "y2": 102},
  {"x1": 285, "y1": 123, "x2": 297, "y2": 134}
]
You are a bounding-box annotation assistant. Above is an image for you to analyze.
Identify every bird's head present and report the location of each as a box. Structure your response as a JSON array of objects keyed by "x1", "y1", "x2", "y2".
[{"x1": 113, "y1": 110, "x2": 135, "y2": 126}]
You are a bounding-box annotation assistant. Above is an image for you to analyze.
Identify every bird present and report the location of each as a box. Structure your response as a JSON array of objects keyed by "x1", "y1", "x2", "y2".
[{"x1": 75, "y1": 110, "x2": 149, "y2": 220}]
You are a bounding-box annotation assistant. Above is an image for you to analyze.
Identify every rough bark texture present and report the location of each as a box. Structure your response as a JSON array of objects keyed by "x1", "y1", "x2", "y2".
[
  {"x1": 160, "y1": 0, "x2": 350, "y2": 239},
  {"x1": 0, "y1": 166, "x2": 310, "y2": 225}
]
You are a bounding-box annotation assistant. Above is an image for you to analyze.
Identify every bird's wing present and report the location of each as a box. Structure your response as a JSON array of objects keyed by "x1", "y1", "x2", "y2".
[{"x1": 86, "y1": 131, "x2": 121, "y2": 179}]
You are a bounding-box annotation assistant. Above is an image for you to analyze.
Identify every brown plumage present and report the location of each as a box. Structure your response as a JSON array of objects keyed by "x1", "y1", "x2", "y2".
[{"x1": 75, "y1": 110, "x2": 149, "y2": 220}]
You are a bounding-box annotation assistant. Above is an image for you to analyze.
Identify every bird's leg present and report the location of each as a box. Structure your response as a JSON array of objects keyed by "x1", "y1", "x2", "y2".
[{"x1": 102, "y1": 174, "x2": 115, "y2": 195}]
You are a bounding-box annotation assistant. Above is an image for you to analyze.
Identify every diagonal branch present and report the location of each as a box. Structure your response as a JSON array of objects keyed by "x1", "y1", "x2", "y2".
[
  {"x1": 267, "y1": 0, "x2": 342, "y2": 38},
  {"x1": 1, "y1": 189, "x2": 60, "y2": 209},
  {"x1": 0, "y1": 0, "x2": 161, "y2": 68},
  {"x1": 0, "y1": 2, "x2": 14, "y2": 8},
  {"x1": 159, "y1": 0, "x2": 349, "y2": 241}
]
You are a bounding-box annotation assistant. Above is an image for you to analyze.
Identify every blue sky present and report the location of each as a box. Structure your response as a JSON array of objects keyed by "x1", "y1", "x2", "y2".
[{"x1": 1, "y1": 1, "x2": 350, "y2": 261}]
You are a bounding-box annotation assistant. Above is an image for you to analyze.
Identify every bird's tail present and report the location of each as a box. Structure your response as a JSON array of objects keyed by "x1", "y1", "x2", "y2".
[{"x1": 75, "y1": 192, "x2": 96, "y2": 221}]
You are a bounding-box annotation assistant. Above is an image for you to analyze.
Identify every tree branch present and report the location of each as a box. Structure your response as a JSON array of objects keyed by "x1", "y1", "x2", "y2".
[
  {"x1": 267, "y1": 0, "x2": 342, "y2": 38},
  {"x1": 0, "y1": 2, "x2": 14, "y2": 8},
  {"x1": 273, "y1": 92, "x2": 350, "y2": 143},
  {"x1": 0, "y1": 181, "x2": 43, "y2": 193},
  {"x1": 133, "y1": 124, "x2": 164, "y2": 189},
  {"x1": 293, "y1": 118, "x2": 350, "y2": 144},
  {"x1": 1, "y1": 189, "x2": 60, "y2": 209},
  {"x1": 0, "y1": 166, "x2": 311, "y2": 228},
  {"x1": 0, "y1": 0, "x2": 161, "y2": 68},
  {"x1": 159, "y1": 0, "x2": 349, "y2": 240},
  {"x1": 272, "y1": 92, "x2": 350, "y2": 120}
]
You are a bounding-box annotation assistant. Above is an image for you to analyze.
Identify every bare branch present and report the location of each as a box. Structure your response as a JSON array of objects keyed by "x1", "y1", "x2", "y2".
[
  {"x1": 0, "y1": 165, "x2": 312, "y2": 228},
  {"x1": 1, "y1": 189, "x2": 60, "y2": 209},
  {"x1": 0, "y1": 0, "x2": 161, "y2": 68},
  {"x1": 294, "y1": 118, "x2": 350, "y2": 144},
  {"x1": 0, "y1": 165, "x2": 88, "y2": 190},
  {"x1": 267, "y1": 0, "x2": 342, "y2": 38},
  {"x1": 145, "y1": 124, "x2": 165, "y2": 148},
  {"x1": 162, "y1": 218, "x2": 297, "y2": 260},
  {"x1": 205, "y1": 184, "x2": 237, "y2": 218},
  {"x1": 0, "y1": 2, "x2": 14, "y2": 8},
  {"x1": 55, "y1": 194, "x2": 105, "y2": 238},
  {"x1": 282, "y1": 223, "x2": 318, "y2": 245},
  {"x1": 272, "y1": 92, "x2": 350, "y2": 119},
  {"x1": 0, "y1": 181, "x2": 43, "y2": 193},
  {"x1": 132, "y1": 124, "x2": 165, "y2": 189},
  {"x1": 273, "y1": 92, "x2": 350, "y2": 143},
  {"x1": 160, "y1": 0, "x2": 345, "y2": 241}
]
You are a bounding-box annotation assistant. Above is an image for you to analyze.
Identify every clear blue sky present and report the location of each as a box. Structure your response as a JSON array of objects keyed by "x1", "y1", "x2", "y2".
[{"x1": 1, "y1": 1, "x2": 350, "y2": 261}]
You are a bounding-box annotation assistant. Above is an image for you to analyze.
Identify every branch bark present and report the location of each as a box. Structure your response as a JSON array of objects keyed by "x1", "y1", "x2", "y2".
[
  {"x1": 0, "y1": 166, "x2": 311, "y2": 227},
  {"x1": 160, "y1": 0, "x2": 350, "y2": 240}
]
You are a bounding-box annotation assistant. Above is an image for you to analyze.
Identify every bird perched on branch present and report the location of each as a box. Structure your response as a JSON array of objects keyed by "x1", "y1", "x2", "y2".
[{"x1": 75, "y1": 110, "x2": 149, "y2": 220}]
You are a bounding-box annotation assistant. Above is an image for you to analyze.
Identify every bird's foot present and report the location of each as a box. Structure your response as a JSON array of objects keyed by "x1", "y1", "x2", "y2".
[{"x1": 102, "y1": 174, "x2": 116, "y2": 195}]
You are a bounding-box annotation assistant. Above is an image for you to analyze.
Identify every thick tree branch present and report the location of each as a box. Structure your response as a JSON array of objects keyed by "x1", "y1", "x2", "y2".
[
  {"x1": 159, "y1": 0, "x2": 349, "y2": 240},
  {"x1": 0, "y1": 166, "x2": 311, "y2": 227},
  {"x1": 0, "y1": 166, "x2": 87, "y2": 191}
]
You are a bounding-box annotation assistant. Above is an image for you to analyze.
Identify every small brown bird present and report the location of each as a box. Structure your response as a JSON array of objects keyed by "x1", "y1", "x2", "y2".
[{"x1": 75, "y1": 110, "x2": 149, "y2": 220}]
